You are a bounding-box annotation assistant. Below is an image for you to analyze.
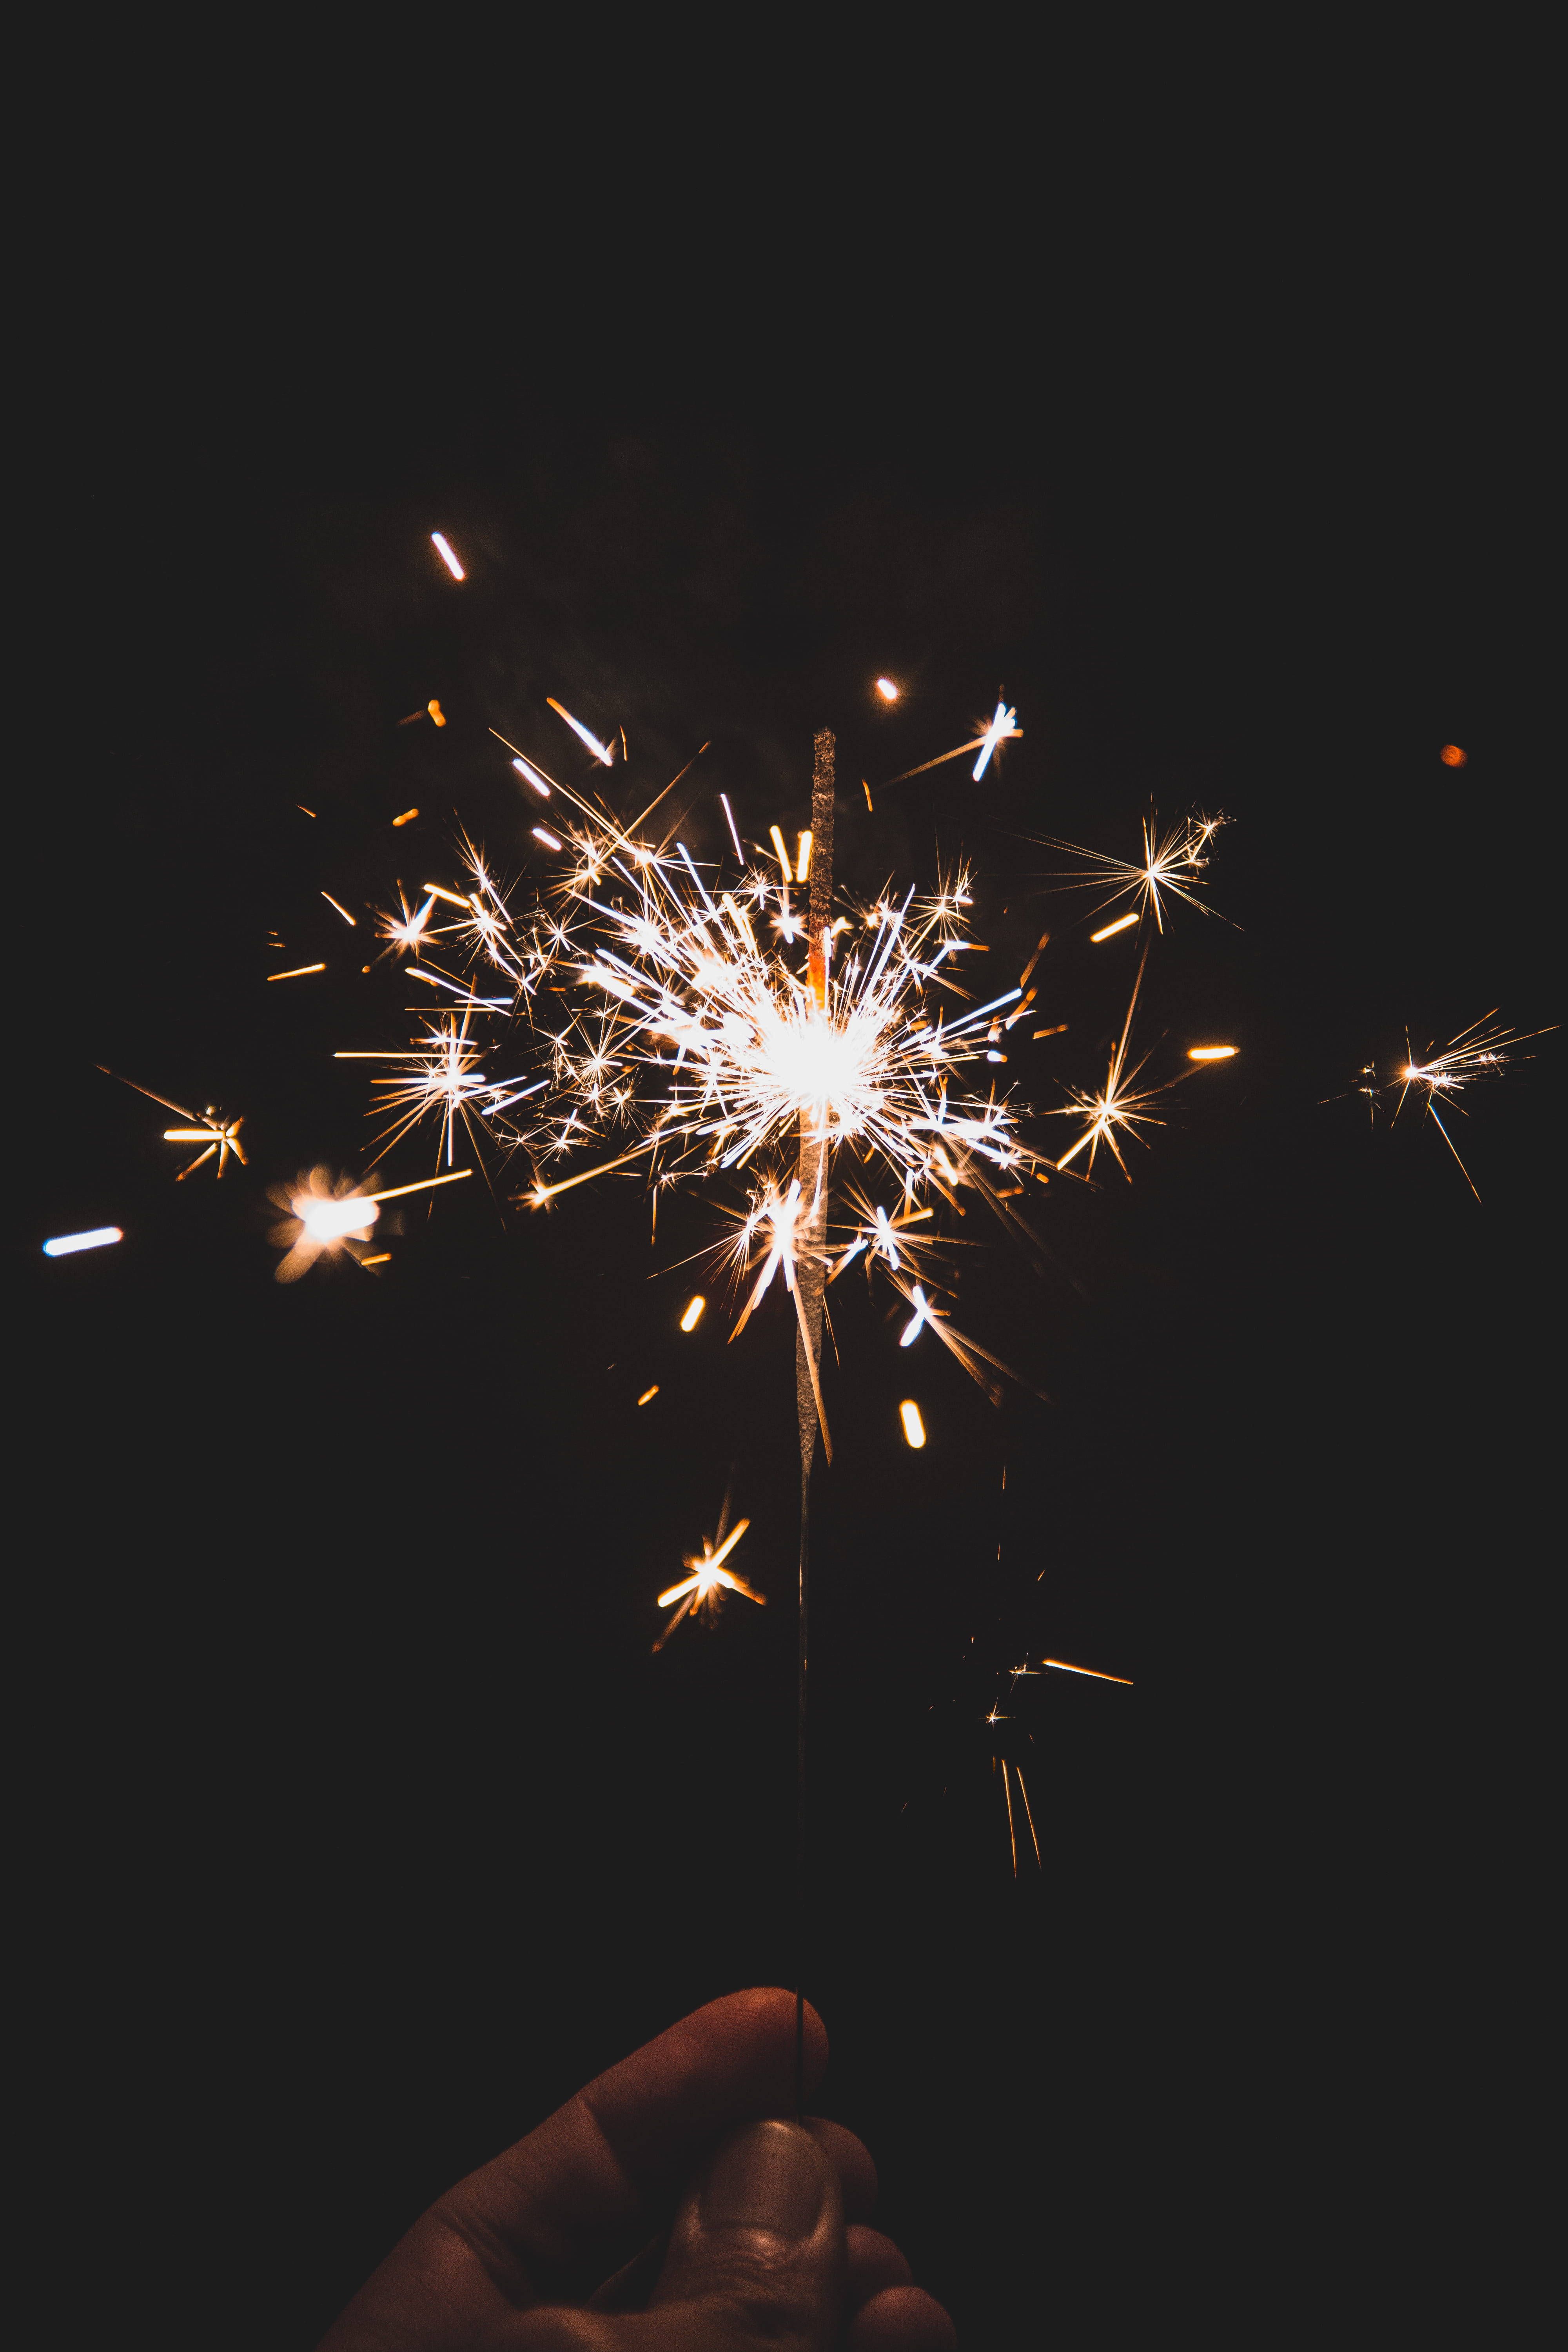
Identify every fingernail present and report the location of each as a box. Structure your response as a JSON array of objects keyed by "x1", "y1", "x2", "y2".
[{"x1": 701, "y1": 2120, "x2": 825, "y2": 2241}]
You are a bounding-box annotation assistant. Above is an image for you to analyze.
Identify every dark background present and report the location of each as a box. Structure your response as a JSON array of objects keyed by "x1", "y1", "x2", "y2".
[{"x1": 16, "y1": 74, "x2": 1557, "y2": 2349}]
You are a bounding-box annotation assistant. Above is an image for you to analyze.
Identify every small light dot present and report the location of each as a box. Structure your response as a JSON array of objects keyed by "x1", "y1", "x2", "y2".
[
  {"x1": 1439, "y1": 744, "x2": 1467, "y2": 767},
  {"x1": 875, "y1": 678, "x2": 900, "y2": 702}
]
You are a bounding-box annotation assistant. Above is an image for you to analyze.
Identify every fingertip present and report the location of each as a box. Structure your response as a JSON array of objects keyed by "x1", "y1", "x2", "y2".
[
  {"x1": 806, "y1": 2119, "x2": 879, "y2": 2221},
  {"x1": 703, "y1": 1985, "x2": 830, "y2": 2102},
  {"x1": 846, "y1": 2284, "x2": 959, "y2": 2351}
]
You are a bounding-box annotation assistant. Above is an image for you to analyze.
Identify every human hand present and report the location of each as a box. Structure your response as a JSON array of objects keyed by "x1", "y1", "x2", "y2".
[{"x1": 318, "y1": 1986, "x2": 955, "y2": 2351}]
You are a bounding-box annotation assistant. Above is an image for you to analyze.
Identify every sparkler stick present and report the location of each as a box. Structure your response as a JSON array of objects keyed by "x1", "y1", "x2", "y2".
[{"x1": 793, "y1": 724, "x2": 835, "y2": 2117}]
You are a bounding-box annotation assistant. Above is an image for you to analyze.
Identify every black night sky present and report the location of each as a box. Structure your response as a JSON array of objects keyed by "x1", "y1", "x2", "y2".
[{"x1": 16, "y1": 116, "x2": 1555, "y2": 2349}]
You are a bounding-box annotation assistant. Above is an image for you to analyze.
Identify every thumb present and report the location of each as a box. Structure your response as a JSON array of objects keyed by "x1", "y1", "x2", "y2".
[{"x1": 506, "y1": 2119, "x2": 844, "y2": 2352}]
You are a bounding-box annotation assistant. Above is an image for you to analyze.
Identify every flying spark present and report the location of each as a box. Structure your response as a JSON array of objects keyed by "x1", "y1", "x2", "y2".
[
  {"x1": 42, "y1": 1227, "x2": 123, "y2": 1257},
  {"x1": 431, "y1": 533, "x2": 465, "y2": 581}
]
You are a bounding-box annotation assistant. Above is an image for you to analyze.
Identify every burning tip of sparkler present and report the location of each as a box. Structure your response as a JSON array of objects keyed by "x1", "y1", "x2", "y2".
[
  {"x1": 391, "y1": 809, "x2": 419, "y2": 828},
  {"x1": 42, "y1": 1226, "x2": 123, "y2": 1257},
  {"x1": 1090, "y1": 912, "x2": 1139, "y2": 943},
  {"x1": 679, "y1": 1295, "x2": 706, "y2": 1332},
  {"x1": 875, "y1": 678, "x2": 900, "y2": 702},
  {"x1": 899, "y1": 1399, "x2": 927, "y2": 1448},
  {"x1": 431, "y1": 533, "x2": 465, "y2": 581},
  {"x1": 636, "y1": 1385, "x2": 660, "y2": 1406},
  {"x1": 1187, "y1": 1045, "x2": 1238, "y2": 1061},
  {"x1": 1439, "y1": 744, "x2": 1467, "y2": 767}
]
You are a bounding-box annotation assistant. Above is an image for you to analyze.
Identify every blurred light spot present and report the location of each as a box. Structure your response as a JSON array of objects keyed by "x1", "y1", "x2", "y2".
[
  {"x1": 875, "y1": 678, "x2": 900, "y2": 702},
  {"x1": 680, "y1": 1295, "x2": 706, "y2": 1332},
  {"x1": 899, "y1": 1399, "x2": 926, "y2": 1448},
  {"x1": 1439, "y1": 744, "x2": 1466, "y2": 767},
  {"x1": 43, "y1": 1226, "x2": 122, "y2": 1258},
  {"x1": 431, "y1": 532, "x2": 465, "y2": 580}
]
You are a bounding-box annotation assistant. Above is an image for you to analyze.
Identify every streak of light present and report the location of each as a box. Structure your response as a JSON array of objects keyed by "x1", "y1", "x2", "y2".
[
  {"x1": 797, "y1": 830, "x2": 812, "y2": 883},
  {"x1": 637, "y1": 1385, "x2": 660, "y2": 1405},
  {"x1": 1188, "y1": 1045, "x2": 1237, "y2": 1061},
  {"x1": 971, "y1": 701, "x2": 1021, "y2": 781},
  {"x1": 899, "y1": 1399, "x2": 926, "y2": 1447},
  {"x1": 899, "y1": 1285, "x2": 936, "y2": 1345},
  {"x1": 1041, "y1": 1657, "x2": 1134, "y2": 1684},
  {"x1": 267, "y1": 963, "x2": 327, "y2": 980},
  {"x1": 1439, "y1": 744, "x2": 1467, "y2": 767},
  {"x1": 719, "y1": 793, "x2": 744, "y2": 862},
  {"x1": 1090, "y1": 912, "x2": 1138, "y2": 942},
  {"x1": 427, "y1": 699, "x2": 446, "y2": 726},
  {"x1": 513, "y1": 758, "x2": 552, "y2": 797},
  {"x1": 1033, "y1": 1024, "x2": 1068, "y2": 1039},
  {"x1": 1018, "y1": 932, "x2": 1050, "y2": 989},
  {"x1": 769, "y1": 824, "x2": 794, "y2": 882},
  {"x1": 875, "y1": 678, "x2": 899, "y2": 701},
  {"x1": 862, "y1": 780, "x2": 874, "y2": 811},
  {"x1": 423, "y1": 883, "x2": 471, "y2": 907},
  {"x1": 680, "y1": 1294, "x2": 706, "y2": 1332},
  {"x1": 42, "y1": 1227, "x2": 122, "y2": 1256},
  {"x1": 546, "y1": 697, "x2": 615, "y2": 765},
  {"x1": 532, "y1": 827, "x2": 563, "y2": 851},
  {"x1": 322, "y1": 893, "x2": 356, "y2": 926},
  {"x1": 392, "y1": 808, "x2": 419, "y2": 827},
  {"x1": 653, "y1": 1509, "x2": 764, "y2": 1647},
  {"x1": 431, "y1": 532, "x2": 464, "y2": 580},
  {"x1": 360, "y1": 1253, "x2": 391, "y2": 1266},
  {"x1": 297, "y1": 805, "x2": 316, "y2": 817}
]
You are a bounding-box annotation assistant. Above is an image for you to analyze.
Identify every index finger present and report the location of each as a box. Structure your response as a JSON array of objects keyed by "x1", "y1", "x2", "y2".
[{"x1": 443, "y1": 1987, "x2": 829, "y2": 2291}]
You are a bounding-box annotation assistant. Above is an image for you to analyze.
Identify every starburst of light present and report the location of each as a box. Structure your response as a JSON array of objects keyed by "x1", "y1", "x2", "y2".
[
  {"x1": 1393, "y1": 1012, "x2": 1556, "y2": 1202},
  {"x1": 267, "y1": 1167, "x2": 471, "y2": 1282},
  {"x1": 1034, "y1": 808, "x2": 1229, "y2": 934},
  {"x1": 99, "y1": 1069, "x2": 248, "y2": 1180},
  {"x1": 653, "y1": 1509, "x2": 762, "y2": 1650}
]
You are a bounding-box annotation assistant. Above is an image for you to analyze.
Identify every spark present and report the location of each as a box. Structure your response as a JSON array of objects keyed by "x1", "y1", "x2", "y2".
[
  {"x1": 268, "y1": 1167, "x2": 471, "y2": 1282},
  {"x1": 971, "y1": 700, "x2": 1021, "y2": 781},
  {"x1": 1051, "y1": 946, "x2": 1167, "y2": 1178},
  {"x1": 546, "y1": 697, "x2": 615, "y2": 766},
  {"x1": 899, "y1": 1399, "x2": 927, "y2": 1448},
  {"x1": 377, "y1": 888, "x2": 436, "y2": 959},
  {"x1": 1040, "y1": 1657, "x2": 1134, "y2": 1684},
  {"x1": 338, "y1": 1007, "x2": 530, "y2": 1169},
  {"x1": 392, "y1": 808, "x2": 419, "y2": 827},
  {"x1": 1393, "y1": 1012, "x2": 1556, "y2": 1201},
  {"x1": 769, "y1": 825, "x2": 794, "y2": 882},
  {"x1": 883, "y1": 701, "x2": 1022, "y2": 789},
  {"x1": 899, "y1": 1285, "x2": 937, "y2": 1346},
  {"x1": 637, "y1": 1385, "x2": 660, "y2": 1405},
  {"x1": 679, "y1": 1294, "x2": 706, "y2": 1331},
  {"x1": 1035, "y1": 808, "x2": 1229, "y2": 933},
  {"x1": 322, "y1": 893, "x2": 356, "y2": 927},
  {"x1": 875, "y1": 678, "x2": 900, "y2": 702},
  {"x1": 1090, "y1": 912, "x2": 1138, "y2": 944},
  {"x1": 719, "y1": 793, "x2": 744, "y2": 862},
  {"x1": 514, "y1": 758, "x2": 552, "y2": 797},
  {"x1": 431, "y1": 533, "x2": 465, "y2": 580},
  {"x1": 267, "y1": 963, "x2": 327, "y2": 980},
  {"x1": 100, "y1": 1069, "x2": 248, "y2": 1179},
  {"x1": 797, "y1": 830, "x2": 813, "y2": 882},
  {"x1": 427, "y1": 699, "x2": 446, "y2": 726},
  {"x1": 42, "y1": 1227, "x2": 122, "y2": 1257},
  {"x1": 1188, "y1": 1045, "x2": 1237, "y2": 1061},
  {"x1": 653, "y1": 1511, "x2": 762, "y2": 1650},
  {"x1": 532, "y1": 826, "x2": 563, "y2": 851},
  {"x1": 1439, "y1": 744, "x2": 1467, "y2": 767}
]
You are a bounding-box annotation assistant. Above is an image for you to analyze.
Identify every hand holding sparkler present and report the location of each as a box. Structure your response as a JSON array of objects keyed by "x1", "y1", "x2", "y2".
[{"x1": 315, "y1": 1989, "x2": 956, "y2": 2352}]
